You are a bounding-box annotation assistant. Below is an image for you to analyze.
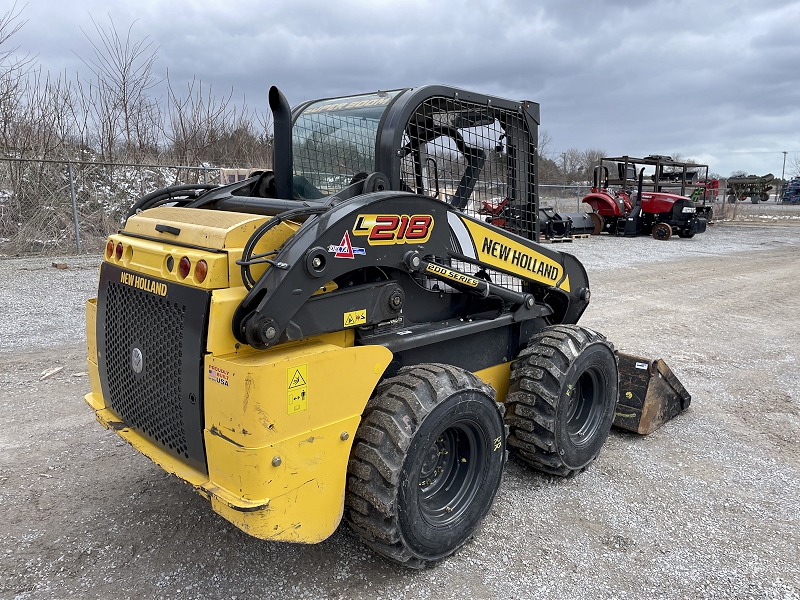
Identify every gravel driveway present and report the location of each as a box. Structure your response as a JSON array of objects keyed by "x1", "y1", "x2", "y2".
[{"x1": 1, "y1": 221, "x2": 799, "y2": 599}]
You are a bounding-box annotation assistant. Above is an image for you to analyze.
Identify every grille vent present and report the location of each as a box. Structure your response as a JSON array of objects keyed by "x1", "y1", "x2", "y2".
[{"x1": 104, "y1": 282, "x2": 189, "y2": 458}]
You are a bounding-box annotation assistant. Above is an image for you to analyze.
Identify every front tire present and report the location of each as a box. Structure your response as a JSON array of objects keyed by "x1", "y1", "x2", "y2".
[
  {"x1": 345, "y1": 364, "x2": 506, "y2": 568},
  {"x1": 504, "y1": 325, "x2": 618, "y2": 477}
]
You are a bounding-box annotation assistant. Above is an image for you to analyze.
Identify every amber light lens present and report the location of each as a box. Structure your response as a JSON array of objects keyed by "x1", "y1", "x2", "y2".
[
  {"x1": 195, "y1": 260, "x2": 208, "y2": 283},
  {"x1": 106, "y1": 240, "x2": 114, "y2": 258},
  {"x1": 178, "y1": 257, "x2": 191, "y2": 279},
  {"x1": 115, "y1": 242, "x2": 123, "y2": 260}
]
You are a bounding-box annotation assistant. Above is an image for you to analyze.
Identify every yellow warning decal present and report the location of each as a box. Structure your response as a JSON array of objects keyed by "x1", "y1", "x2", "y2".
[
  {"x1": 425, "y1": 263, "x2": 480, "y2": 287},
  {"x1": 344, "y1": 309, "x2": 367, "y2": 328},
  {"x1": 287, "y1": 364, "x2": 308, "y2": 414},
  {"x1": 459, "y1": 217, "x2": 570, "y2": 292}
]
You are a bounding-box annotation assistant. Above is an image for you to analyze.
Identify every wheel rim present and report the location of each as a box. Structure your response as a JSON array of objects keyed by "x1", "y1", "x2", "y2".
[
  {"x1": 417, "y1": 420, "x2": 487, "y2": 526},
  {"x1": 565, "y1": 367, "x2": 607, "y2": 447}
]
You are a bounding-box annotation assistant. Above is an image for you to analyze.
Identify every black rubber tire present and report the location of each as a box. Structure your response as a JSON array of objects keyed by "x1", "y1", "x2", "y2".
[
  {"x1": 652, "y1": 222, "x2": 673, "y2": 241},
  {"x1": 345, "y1": 364, "x2": 507, "y2": 568},
  {"x1": 678, "y1": 230, "x2": 695, "y2": 238},
  {"x1": 751, "y1": 196, "x2": 760, "y2": 204},
  {"x1": 504, "y1": 325, "x2": 618, "y2": 477},
  {"x1": 760, "y1": 192, "x2": 769, "y2": 202}
]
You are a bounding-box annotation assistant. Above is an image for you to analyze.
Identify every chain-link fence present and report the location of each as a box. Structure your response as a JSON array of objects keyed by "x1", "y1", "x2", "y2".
[
  {"x1": 0, "y1": 158, "x2": 222, "y2": 254},
  {"x1": 0, "y1": 158, "x2": 794, "y2": 255}
]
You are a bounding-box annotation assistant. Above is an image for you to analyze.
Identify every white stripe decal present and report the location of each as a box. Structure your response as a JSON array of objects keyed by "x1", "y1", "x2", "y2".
[{"x1": 447, "y1": 210, "x2": 476, "y2": 259}]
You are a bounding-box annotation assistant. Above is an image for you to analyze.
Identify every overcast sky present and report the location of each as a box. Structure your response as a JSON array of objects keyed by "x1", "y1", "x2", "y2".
[{"x1": 9, "y1": 0, "x2": 800, "y2": 177}]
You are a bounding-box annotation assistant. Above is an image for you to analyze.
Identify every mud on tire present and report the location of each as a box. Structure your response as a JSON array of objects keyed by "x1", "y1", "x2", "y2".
[
  {"x1": 504, "y1": 325, "x2": 618, "y2": 477},
  {"x1": 345, "y1": 364, "x2": 507, "y2": 568}
]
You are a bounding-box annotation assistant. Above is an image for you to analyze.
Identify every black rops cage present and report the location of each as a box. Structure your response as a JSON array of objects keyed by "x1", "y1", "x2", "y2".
[{"x1": 290, "y1": 86, "x2": 540, "y2": 241}]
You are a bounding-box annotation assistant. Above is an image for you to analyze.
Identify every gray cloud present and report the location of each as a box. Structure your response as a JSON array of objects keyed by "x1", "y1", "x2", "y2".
[{"x1": 11, "y1": 0, "x2": 800, "y2": 176}]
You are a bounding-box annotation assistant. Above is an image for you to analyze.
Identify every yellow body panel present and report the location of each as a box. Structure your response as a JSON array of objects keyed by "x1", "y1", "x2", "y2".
[
  {"x1": 106, "y1": 233, "x2": 230, "y2": 289},
  {"x1": 204, "y1": 343, "x2": 392, "y2": 448},
  {"x1": 205, "y1": 415, "x2": 361, "y2": 542},
  {"x1": 107, "y1": 208, "x2": 301, "y2": 290},
  {"x1": 475, "y1": 361, "x2": 512, "y2": 403},
  {"x1": 84, "y1": 299, "x2": 105, "y2": 411},
  {"x1": 124, "y1": 207, "x2": 269, "y2": 249},
  {"x1": 85, "y1": 325, "x2": 392, "y2": 543}
]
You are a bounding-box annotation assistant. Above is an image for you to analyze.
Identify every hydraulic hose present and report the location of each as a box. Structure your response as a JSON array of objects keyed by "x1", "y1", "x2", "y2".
[{"x1": 126, "y1": 184, "x2": 217, "y2": 219}]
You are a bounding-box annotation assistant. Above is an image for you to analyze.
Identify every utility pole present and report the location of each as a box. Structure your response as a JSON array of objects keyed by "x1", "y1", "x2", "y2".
[{"x1": 781, "y1": 151, "x2": 787, "y2": 202}]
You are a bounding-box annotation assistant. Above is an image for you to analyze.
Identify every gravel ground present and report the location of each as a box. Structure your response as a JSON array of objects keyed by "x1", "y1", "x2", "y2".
[{"x1": 1, "y1": 220, "x2": 799, "y2": 599}]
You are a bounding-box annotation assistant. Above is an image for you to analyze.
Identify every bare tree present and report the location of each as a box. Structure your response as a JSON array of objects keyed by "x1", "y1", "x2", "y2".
[
  {"x1": 788, "y1": 154, "x2": 800, "y2": 179},
  {"x1": 76, "y1": 15, "x2": 161, "y2": 160},
  {"x1": 537, "y1": 130, "x2": 553, "y2": 160},
  {"x1": 580, "y1": 148, "x2": 605, "y2": 181},
  {"x1": 166, "y1": 73, "x2": 233, "y2": 168},
  {"x1": 0, "y1": 2, "x2": 32, "y2": 80},
  {"x1": 0, "y1": 2, "x2": 35, "y2": 152},
  {"x1": 165, "y1": 73, "x2": 273, "y2": 171}
]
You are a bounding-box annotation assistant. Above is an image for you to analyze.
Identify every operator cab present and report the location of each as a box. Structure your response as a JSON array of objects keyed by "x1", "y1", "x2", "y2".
[{"x1": 289, "y1": 88, "x2": 537, "y2": 228}]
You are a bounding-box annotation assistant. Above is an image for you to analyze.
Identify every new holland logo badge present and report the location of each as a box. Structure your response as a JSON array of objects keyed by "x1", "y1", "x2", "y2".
[{"x1": 327, "y1": 231, "x2": 366, "y2": 259}]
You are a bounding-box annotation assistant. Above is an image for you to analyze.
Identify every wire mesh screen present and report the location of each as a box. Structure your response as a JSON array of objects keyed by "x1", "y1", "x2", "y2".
[
  {"x1": 399, "y1": 96, "x2": 533, "y2": 220},
  {"x1": 400, "y1": 96, "x2": 535, "y2": 293},
  {"x1": 292, "y1": 91, "x2": 399, "y2": 198}
]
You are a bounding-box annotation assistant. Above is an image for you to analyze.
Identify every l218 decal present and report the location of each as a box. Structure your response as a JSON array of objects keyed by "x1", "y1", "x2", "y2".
[{"x1": 352, "y1": 214, "x2": 434, "y2": 245}]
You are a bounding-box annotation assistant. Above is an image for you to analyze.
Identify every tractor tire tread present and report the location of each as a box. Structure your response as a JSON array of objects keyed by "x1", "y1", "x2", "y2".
[
  {"x1": 344, "y1": 363, "x2": 499, "y2": 568},
  {"x1": 504, "y1": 324, "x2": 614, "y2": 477}
]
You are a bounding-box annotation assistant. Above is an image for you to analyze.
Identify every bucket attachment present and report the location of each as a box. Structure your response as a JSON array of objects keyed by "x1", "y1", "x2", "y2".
[{"x1": 614, "y1": 353, "x2": 691, "y2": 435}]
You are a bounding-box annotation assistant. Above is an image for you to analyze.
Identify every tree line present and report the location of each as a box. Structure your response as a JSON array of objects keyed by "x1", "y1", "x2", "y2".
[{"x1": 0, "y1": 6, "x2": 273, "y2": 169}]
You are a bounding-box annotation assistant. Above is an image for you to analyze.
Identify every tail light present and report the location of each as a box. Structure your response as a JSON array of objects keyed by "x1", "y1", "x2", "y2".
[
  {"x1": 106, "y1": 240, "x2": 114, "y2": 258},
  {"x1": 195, "y1": 260, "x2": 208, "y2": 283},
  {"x1": 178, "y1": 257, "x2": 191, "y2": 279},
  {"x1": 115, "y1": 243, "x2": 123, "y2": 260}
]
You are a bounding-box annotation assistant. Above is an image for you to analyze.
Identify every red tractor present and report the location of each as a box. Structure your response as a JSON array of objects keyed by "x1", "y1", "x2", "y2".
[{"x1": 582, "y1": 155, "x2": 709, "y2": 240}]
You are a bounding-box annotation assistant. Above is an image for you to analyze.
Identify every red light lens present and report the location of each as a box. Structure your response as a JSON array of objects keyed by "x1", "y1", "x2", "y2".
[
  {"x1": 195, "y1": 260, "x2": 208, "y2": 283},
  {"x1": 106, "y1": 240, "x2": 114, "y2": 258},
  {"x1": 115, "y1": 243, "x2": 123, "y2": 260},
  {"x1": 179, "y1": 257, "x2": 191, "y2": 279}
]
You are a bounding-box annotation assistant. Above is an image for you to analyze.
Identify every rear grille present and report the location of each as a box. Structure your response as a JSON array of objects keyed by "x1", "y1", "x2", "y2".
[
  {"x1": 105, "y1": 282, "x2": 189, "y2": 457},
  {"x1": 97, "y1": 263, "x2": 210, "y2": 473}
]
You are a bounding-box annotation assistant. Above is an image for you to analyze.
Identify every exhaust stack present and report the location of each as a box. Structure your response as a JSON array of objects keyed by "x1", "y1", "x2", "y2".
[{"x1": 269, "y1": 86, "x2": 293, "y2": 200}]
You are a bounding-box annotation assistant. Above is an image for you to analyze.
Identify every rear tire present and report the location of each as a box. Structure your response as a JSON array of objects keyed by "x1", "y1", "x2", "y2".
[
  {"x1": 345, "y1": 364, "x2": 506, "y2": 568},
  {"x1": 504, "y1": 325, "x2": 617, "y2": 477},
  {"x1": 652, "y1": 222, "x2": 672, "y2": 240}
]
